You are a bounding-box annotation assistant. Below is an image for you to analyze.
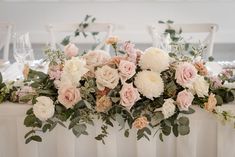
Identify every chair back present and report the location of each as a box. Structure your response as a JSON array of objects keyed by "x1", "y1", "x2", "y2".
[
  {"x1": 46, "y1": 23, "x2": 114, "y2": 53},
  {"x1": 0, "y1": 23, "x2": 13, "y2": 61},
  {"x1": 148, "y1": 23, "x2": 218, "y2": 57}
]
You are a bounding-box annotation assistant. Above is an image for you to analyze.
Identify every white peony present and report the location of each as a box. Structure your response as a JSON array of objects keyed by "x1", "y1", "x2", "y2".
[
  {"x1": 33, "y1": 96, "x2": 55, "y2": 121},
  {"x1": 134, "y1": 70, "x2": 164, "y2": 100},
  {"x1": 95, "y1": 65, "x2": 119, "y2": 90},
  {"x1": 190, "y1": 75, "x2": 209, "y2": 97},
  {"x1": 60, "y1": 57, "x2": 89, "y2": 86},
  {"x1": 139, "y1": 47, "x2": 169, "y2": 72},
  {"x1": 161, "y1": 98, "x2": 176, "y2": 119}
]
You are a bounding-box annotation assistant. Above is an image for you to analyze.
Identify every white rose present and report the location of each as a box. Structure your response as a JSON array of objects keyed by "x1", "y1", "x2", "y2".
[
  {"x1": 33, "y1": 96, "x2": 55, "y2": 121},
  {"x1": 95, "y1": 65, "x2": 119, "y2": 90},
  {"x1": 61, "y1": 57, "x2": 89, "y2": 86},
  {"x1": 139, "y1": 47, "x2": 169, "y2": 72},
  {"x1": 190, "y1": 75, "x2": 209, "y2": 97},
  {"x1": 134, "y1": 70, "x2": 164, "y2": 100},
  {"x1": 82, "y1": 50, "x2": 110, "y2": 71},
  {"x1": 161, "y1": 98, "x2": 176, "y2": 119}
]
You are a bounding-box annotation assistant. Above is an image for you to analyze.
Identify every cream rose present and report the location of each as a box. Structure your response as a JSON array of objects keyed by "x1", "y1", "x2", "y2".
[
  {"x1": 82, "y1": 50, "x2": 111, "y2": 71},
  {"x1": 119, "y1": 83, "x2": 140, "y2": 109},
  {"x1": 33, "y1": 96, "x2": 55, "y2": 121},
  {"x1": 191, "y1": 75, "x2": 209, "y2": 97},
  {"x1": 95, "y1": 65, "x2": 119, "y2": 90},
  {"x1": 176, "y1": 90, "x2": 194, "y2": 111},
  {"x1": 96, "y1": 96, "x2": 112, "y2": 112},
  {"x1": 161, "y1": 98, "x2": 176, "y2": 119},
  {"x1": 60, "y1": 57, "x2": 89, "y2": 86},
  {"x1": 64, "y1": 43, "x2": 79, "y2": 58},
  {"x1": 58, "y1": 84, "x2": 81, "y2": 109},
  {"x1": 133, "y1": 116, "x2": 149, "y2": 130},
  {"x1": 118, "y1": 60, "x2": 136, "y2": 83}
]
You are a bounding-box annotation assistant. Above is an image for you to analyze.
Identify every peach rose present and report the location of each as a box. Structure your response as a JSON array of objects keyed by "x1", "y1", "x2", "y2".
[
  {"x1": 106, "y1": 36, "x2": 118, "y2": 45},
  {"x1": 64, "y1": 43, "x2": 79, "y2": 58},
  {"x1": 22, "y1": 64, "x2": 29, "y2": 80},
  {"x1": 58, "y1": 84, "x2": 81, "y2": 109},
  {"x1": 194, "y1": 61, "x2": 208, "y2": 76},
  {"x1": 118, "y1": 60, "x2": 136, "y2": 83},
  {"x1": 204, "y1": 93, "x2": 217, "y2": 112},
  {"x1": 176, "y1": 90, "x2": 194, "y2": 111},
  {"x1": 96, "y1": 95, "x2": 112, "y2": 112},
  {"x1": 175, "y1": 62, "x2": 197, "y2": 86},
  {"x1": 133, "y1": 116, "x2": 148, "y2": 130},
  {"x1": 119, "y1": 83, "x2": 140, "y2": 109}
]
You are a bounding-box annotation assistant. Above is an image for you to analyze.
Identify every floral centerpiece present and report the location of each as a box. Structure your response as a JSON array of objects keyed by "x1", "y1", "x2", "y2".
[{"x1": 0, "y1": 18, "x2": 235, "y2": 144}]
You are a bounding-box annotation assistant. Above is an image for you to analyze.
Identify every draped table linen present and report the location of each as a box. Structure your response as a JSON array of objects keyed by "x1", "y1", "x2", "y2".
[{"x1": 0, "y1": 102, "x2": 235, "y2": 157}]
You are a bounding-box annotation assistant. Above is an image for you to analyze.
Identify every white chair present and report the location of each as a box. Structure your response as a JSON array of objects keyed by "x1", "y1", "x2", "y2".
[
  {"x1": 0, "y1": 23, "x2": 13, "y2": 61},
  {"x1": 148, "y1": 23, "x2": 218, "y2": 57},
  {"x1": 46, "y1": 23, "x2": 114, "y2": 53}
]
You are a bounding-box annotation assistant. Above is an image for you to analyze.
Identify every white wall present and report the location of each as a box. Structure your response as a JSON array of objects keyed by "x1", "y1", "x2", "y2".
[{"x1": 0, "y1": 1, "x2": 235, "y2": 43}]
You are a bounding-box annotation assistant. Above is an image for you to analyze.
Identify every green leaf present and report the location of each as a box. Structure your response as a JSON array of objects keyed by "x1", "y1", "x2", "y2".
[
  {"x1": 144, "y1": 127, "x2": 151, "y2": 135},
  {"x1": 72, "y1": 124, "x2": 87, "y2": 137},
  {"x1": 61, "y1": 36, "x2": 70, "y2": 46},
  {"x1": 166, "y1": 20, "x2": 174, "y2": 24},
  {"x1": 158, "y1": 20, "x2": 165, "y2": 24},
  {"x1": 178, "y1": 117, "x2": 189, "y2": 126},
  {"x1": 151, "y1": 112, "x2": 164, "y2": 126},
  {"x1": 159, "y1": 132, "x2": 164, "y2": 142},
  {"x1": 215, "y1": 95, "x2": 223, "y2": 105},
  {"x1": 162, "y1": 125, "x2": 171, "y2": 136},
  {"x1": 124, "y1": 129, "x2": 129, "y2": 137},
  {"x1": 180, "y1": 107, "x2": 195, "y2": 114},
  {"x1": 31, "y1": 135, "x2": 42, "y2": 142},
  {"x1": 116, "y1": 114, "x2": 125, "y2": 128},
  {"x1": 178, "y1": 125, "x2": 190, "y2": 135},
  {"x1": 26, "y1": 108, "x2": 33, "y2": 115},
  {"x1": 172, "y1": 124, "x2": 179, "y2": 137},
  {"x1": 42, "y1": 124, "x2": 51, "y2": 133},
  {"x1": 0, "y1": 73, "x2": 2, "y2": 84},
  {"x1": 111, "y1": 97, "x2": 120, "y2": 103},
  {"x1": 24, "y1": 130, "x2": 35, "y2": 139},
  {"x1": 24, "y1": 115, "x2": 37, "y2": 127}
]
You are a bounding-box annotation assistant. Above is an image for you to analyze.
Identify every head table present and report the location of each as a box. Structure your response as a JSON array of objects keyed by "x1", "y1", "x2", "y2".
[{"x1": 0, "y1": 102, "x2": 234, "y2": 157}]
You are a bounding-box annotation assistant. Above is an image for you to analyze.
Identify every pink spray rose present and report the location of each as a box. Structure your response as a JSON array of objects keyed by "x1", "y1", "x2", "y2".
[
  {"x1": 175, "y1": 62, "x2": 197, "y2": 86},
  {"x1": 118, "y1": 60, "x2": 136, "y2": 83},
  {"x1": 48, "y1": 64, "x2": 63, "y2": 80},
  {"x1": 64, "y1": 43, "x2": 79, "y2": 58},
  {"x1": 121, "y1": 41, "x2": 135, "y2": 53},
  {"x1": 176, "y1": 90, "x2": 194, "y2": 111},
  {"x1": 58, "y1": 84, "x2": 81, "y2": 109},
  {"x1": 119, "y1": 83, "x2": 140, "y2": 109}
]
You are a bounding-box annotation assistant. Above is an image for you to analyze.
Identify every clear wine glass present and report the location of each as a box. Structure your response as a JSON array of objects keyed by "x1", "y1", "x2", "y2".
[{"x1": 13, "y1": 32, "x2": 33, "y2": 78}]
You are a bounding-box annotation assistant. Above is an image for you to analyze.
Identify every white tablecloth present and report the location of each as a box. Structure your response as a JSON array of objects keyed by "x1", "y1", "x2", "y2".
[{"x1": 0, "y1": 102, "x2": 235, "y2": 157}]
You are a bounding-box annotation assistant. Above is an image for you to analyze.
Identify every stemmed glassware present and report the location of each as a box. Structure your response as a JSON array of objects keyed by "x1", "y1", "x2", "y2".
[{"x1": 12, "y1": 32, "x2": 34, "y2": 78}]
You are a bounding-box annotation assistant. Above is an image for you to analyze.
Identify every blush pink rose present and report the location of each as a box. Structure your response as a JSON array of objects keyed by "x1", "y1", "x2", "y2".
[
  {"x1": 58, "y1": 84, "x2": 81, "y2": 109},
  {"x1": 64, "y1": 43, "x2": 79, "y2": 58},
  {"x1": 175, "y1": 62, "x2": 197, "y2": 86},
  {"x1": 118, "y1": 60, "x2": 136, "y2": 83},
  {"x1": 176, "y1": 90, "x2": 194, "y2": 111},
  {"x1": 121, "y1": 41, "x2": 135, "y2": 53},
  {"x1": 82, "y1": 50, "x2": 110, "y2": 71},
  {"x1": 119, "y1": 83, "x2": 140, "y2": 109}
]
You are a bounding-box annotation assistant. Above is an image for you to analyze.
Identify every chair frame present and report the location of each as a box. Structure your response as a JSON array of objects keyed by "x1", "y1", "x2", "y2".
[
  {"x1": 148, "y1": 23, "x2": 218, "y2": 57},
  {"x1": 0, "y1": 23, "x2": 13, "y2": 61},
  {"x1": 46, "y1": 22, "x2": 114, "y2": 52}
]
